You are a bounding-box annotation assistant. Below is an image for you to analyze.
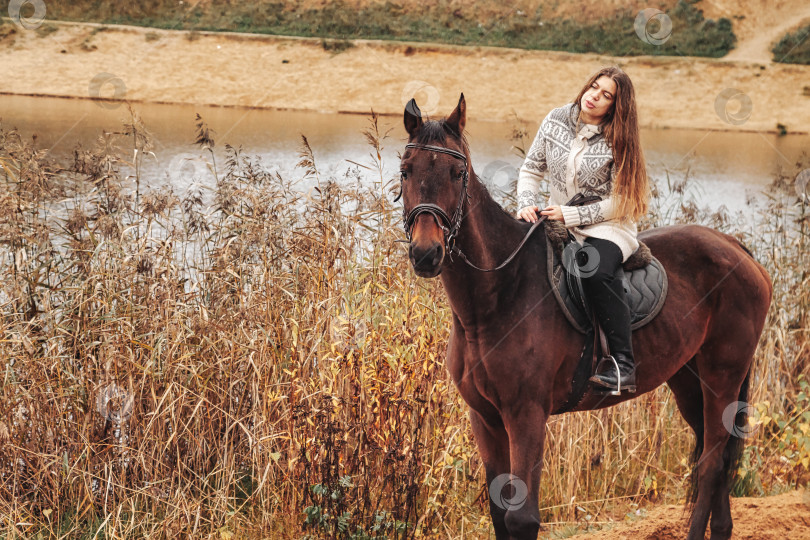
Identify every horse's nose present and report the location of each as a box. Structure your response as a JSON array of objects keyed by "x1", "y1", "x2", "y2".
[{"x1": 410, "y1": 241, "x2": 444, "y2": 276}]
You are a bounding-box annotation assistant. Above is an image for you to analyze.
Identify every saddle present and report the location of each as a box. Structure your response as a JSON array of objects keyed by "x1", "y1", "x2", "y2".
[{"x1": 544, "y1": 215, "x2": 668, "y2": 413}]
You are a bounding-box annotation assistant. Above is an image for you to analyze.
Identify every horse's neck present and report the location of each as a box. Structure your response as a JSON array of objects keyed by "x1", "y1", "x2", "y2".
[{"x1": 439, "y1": 176, "x2": 548, "y2": 322}]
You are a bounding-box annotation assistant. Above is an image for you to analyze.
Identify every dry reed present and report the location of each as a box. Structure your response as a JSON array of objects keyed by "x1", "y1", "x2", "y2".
[{"x1": 0, "y1": 108, "x2": 807, "y2": 539}]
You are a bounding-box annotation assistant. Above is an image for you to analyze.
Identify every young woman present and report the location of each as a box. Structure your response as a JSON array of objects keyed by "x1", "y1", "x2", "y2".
[{"x1": 516, "y1": 65, "x2": 650, "y2": 393}]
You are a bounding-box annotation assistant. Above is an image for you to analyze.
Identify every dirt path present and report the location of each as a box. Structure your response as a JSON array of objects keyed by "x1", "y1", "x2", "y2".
[
  {"x1": 565, "y1": 489, "x2": 810, "y2": 539},
  {"x1": 712, "y1": 0, "x2": 810, "y2": 64},
  {"x1": 0, "y1": 21, "x2": 809, "y2": 133}
]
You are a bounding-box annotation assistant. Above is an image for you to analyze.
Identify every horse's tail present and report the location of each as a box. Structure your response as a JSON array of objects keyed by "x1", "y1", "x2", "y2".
[
  {"x1": 685, "y1": 367, "x2": 752, "y2": 507},
  {"x1": 734, "y1": 237, "x2": 755, "y2": 259},
  {"x1": 686, "y1": 410, "x2": 704, "y2": 507},
  {"x1": 725, "y1": 368, "x2": 752, "y2": 489}
]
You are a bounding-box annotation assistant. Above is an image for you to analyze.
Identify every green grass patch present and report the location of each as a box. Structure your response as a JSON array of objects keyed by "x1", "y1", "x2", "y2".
[
  {"x1": 772, "y1": 23, "x2": 810, "y2": 65},
  {"x1": 321, "y1": 38, "x2": 356, "y2": 54},
  {"x1": 42, "y1": 0, "x2": 737, "y2": 58},
  {"x1": 35, "y1": 23, "x2": 59, "y2": 37}
]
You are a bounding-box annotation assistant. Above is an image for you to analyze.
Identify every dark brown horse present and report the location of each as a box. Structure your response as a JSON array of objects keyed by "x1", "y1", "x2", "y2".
[{"x1": 398, "y1": 95, "x2": 773, "y2": 540}]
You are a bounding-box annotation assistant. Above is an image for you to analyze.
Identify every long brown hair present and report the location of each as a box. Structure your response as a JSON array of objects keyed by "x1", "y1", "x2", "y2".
[{"x1": 573, "y1": 66, "x2": 649, "y2": 224}]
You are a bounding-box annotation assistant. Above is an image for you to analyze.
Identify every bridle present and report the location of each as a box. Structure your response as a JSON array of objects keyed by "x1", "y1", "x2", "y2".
[
  {"x1": 395, "y1": 143, "x2": 470, "y2": 254},
  {"x1": 396, "y1": 141, "x2": 601, "y2": 272}
]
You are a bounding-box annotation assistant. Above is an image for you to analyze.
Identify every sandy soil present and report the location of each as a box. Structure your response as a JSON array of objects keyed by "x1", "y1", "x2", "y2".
[
  {"x1": 0, "y1": 17, "x2": 809, "y2": 133},
  {"x1": 567, "y1": 489, "x2": 810, "y2": 539}
]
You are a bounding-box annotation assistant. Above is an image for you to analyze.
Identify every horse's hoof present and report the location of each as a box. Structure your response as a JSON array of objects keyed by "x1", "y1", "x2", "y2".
[{"x1": 504, "y1": 509, "x2": 542, "y2": 539}]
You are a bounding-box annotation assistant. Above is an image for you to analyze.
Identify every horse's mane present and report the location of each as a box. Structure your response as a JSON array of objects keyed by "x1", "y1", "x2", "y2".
[{"x1": 414, "y1": 119, "x2": 468, "y2": 148}]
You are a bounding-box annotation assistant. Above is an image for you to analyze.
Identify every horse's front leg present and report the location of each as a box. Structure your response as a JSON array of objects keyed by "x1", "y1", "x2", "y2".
[
  {"x1": 469, "y1": 409, "x2": 511, "y2": 539},
  {"x1": 501, "y1": 401, "x2": 549, "y2": 540}
]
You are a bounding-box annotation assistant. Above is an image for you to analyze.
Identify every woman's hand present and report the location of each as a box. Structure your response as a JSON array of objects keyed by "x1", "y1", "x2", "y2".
[
  {"x1": 540, "y1": 205, "x2": 565, "y2": 223},
  {"x1": 517, "y1": 205, "x2": 540, "y2": 222}
]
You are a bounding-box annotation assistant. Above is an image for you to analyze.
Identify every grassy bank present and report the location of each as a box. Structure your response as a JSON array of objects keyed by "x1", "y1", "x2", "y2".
[
  {"x1": 34, "y1": 0, "x2": 737, "y2": 58},
  {"x1": 772, "y1": 23, "x2": 810, "y2": 65},
  {"x1": 0, "y1": 108, "x2": 808, "y2": 538}
]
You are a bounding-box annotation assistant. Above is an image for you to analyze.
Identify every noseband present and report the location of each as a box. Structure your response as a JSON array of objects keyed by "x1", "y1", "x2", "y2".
[{"x1": 395, "y1": 143, "x2": 470, "y2": 253}]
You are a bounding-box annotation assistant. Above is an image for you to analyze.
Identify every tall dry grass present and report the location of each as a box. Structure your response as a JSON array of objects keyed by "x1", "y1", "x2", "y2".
[{"x1": 0, "y1": 108, "x2": 807, "y2": 539}]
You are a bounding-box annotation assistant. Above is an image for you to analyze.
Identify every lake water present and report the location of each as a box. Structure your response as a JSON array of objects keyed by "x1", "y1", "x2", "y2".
[{"x1": 2, "y1": 95, "x2": 808, "y2": 213}]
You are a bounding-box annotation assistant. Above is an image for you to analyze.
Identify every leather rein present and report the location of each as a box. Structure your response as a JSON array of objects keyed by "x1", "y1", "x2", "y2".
[{"x1": 395, "y1": 142, "x2": 601, "y2": 272}]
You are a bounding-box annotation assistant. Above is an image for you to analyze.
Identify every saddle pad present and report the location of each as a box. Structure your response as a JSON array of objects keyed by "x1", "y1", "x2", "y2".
[{"x1": 546, "y1": 236, "x2": 668, "y2": 334}]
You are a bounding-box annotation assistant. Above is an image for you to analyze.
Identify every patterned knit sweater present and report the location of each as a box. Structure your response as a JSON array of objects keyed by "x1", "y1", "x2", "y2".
[{"x1": 517, "y1": 102, "x2": 639, "y2": 263}]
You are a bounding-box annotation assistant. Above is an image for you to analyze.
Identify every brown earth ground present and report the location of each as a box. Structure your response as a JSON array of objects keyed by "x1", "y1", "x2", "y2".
[
  {"x1": 566, "y1": 489, "x2": 810, "y2": 539},
  {"x1": 1, "y1": 0, "x2": 809, "y2": 132}
]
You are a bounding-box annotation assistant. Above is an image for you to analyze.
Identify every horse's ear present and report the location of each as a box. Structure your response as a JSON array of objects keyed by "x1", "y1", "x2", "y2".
[
  {"x1": 404, "y1": 98, "x2": 423, "y2": 138},
  {"x1": 445, "y1": 93, "x2": 466, "y2": 137}
]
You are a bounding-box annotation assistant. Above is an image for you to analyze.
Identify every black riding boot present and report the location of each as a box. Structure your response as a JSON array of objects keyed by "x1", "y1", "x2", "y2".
[{"x1": 585, "y1": 268, "x2": 637, "y2": 393}]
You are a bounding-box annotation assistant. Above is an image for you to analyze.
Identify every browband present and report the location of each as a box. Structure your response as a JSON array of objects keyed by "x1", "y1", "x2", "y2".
[{"x1": 405, "y1": 143, "x2": 468, "y2": 165}]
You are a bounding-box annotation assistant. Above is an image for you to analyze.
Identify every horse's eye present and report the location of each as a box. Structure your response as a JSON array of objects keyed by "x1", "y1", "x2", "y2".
[{"x1": 400, "y1": 171, "x2": 408, "y2": 180}]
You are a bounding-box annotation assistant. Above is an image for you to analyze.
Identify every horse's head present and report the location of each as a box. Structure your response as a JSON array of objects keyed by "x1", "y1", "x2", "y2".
[{"x1": 400, "y1": 94, "x2": 469, "y2": 278}]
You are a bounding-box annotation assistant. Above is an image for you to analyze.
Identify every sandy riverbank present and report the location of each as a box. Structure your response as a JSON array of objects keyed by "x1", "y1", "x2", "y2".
[
  {"x1": 1, "y1": 20, "x2": 809, "y2": 133},
  {"x1": 567, "y1": 489, "x2": 810, "y2": 539}
]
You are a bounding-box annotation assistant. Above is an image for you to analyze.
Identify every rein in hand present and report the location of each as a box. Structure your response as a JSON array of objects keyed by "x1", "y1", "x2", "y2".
[{"x1": 448, "y1": 193, "x2": 600, "y2": 272}]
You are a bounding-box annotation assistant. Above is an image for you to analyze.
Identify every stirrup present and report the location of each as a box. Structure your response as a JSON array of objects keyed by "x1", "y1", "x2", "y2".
[{"x1": 589, "y1": 355, "x2": 636, "y2": 396}]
